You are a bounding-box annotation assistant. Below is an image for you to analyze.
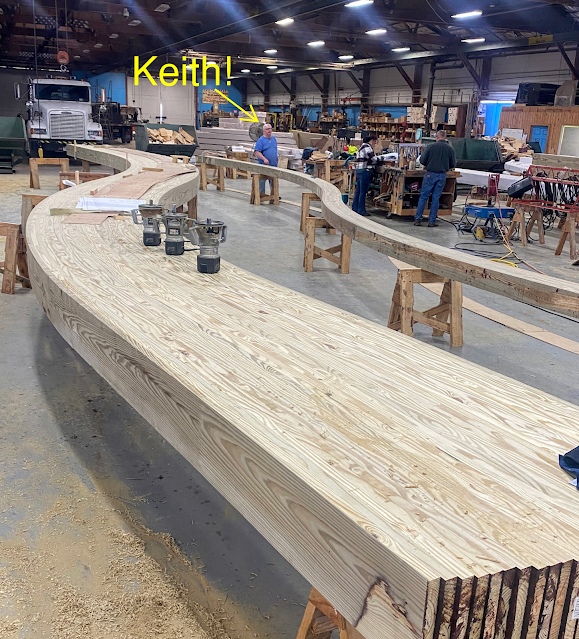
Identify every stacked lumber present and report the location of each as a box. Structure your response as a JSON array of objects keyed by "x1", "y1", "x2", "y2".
[
  {"x1": 147, "y1": 127, "x2": 195, "y2": 145},
  {"x1": 427, "y1": 561, "x2": 579, "y2": 639},
  {"x1": 195, "y1": 126, "x2": 300, "y2": 157},
  {"x1": 491, "y1": 135, "x2": 534, "y2": 160}
]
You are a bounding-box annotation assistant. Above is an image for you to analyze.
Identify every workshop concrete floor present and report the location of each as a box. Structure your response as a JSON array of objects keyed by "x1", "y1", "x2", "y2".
[{"x1": 1, "y1": 159, "x2": 579, "y2": 637}]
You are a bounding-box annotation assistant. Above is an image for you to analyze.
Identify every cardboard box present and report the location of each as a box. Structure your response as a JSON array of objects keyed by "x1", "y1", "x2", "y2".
[
  {"x1": 430, "y1": 105, "x2": 447, "y2": 124},
  {"x1": 447, "y1": 107, "x2": 459, "y2": 126}
]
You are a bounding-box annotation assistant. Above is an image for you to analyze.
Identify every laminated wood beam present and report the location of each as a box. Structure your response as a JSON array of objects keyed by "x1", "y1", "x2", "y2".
[
  {"x1": 27, "y1": 144, "x2": 579, "y2": 639},
  {"x1": 204, "y1": 155, "x2": 579, "y2": 317}
]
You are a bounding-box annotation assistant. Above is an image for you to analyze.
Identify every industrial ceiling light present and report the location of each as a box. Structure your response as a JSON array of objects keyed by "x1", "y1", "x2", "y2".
[
  {"x1": 267, "y1": 65, "x2": 278, "y2": 69},
  {"x1": 128, "y1": 19, "x2": 141, "y2": 26},
  {"x1": 154, "y1": 3, "x2": 170, "y2": 11},
  {"x1": 275, "y1": 17, "x2": 294, "y2": 25},
  {"x1": 241, "y1": 68, "x2": 251, "y2": 73},
  {"x1": 94, "y1": 43, "x2": 103, "y2": 48},
  {"x1": 307, "y1": 40, "x2": 325, "y2": 47},
  {"x1": 338, "y1": 54, "x2": 354, "y2": 60},
  {"x1": 365, "y1": 28, "x2": 387, "y2": 35},
  {"x1": 83, "y1": 49, "x2": 90, "y2": 53},
  {"x1": 392, "y1": 47, "x2": 410, "y2": 52},
  {"x1": 122, "y1": 7, "x2": 129, "y2": 17},
  {"x1": 345, "y1": 0, "x2": 373, "y2": 6},
  {"x1": 461, "y1": 37, "x2": 485, "y2": 43},
  {"x1": 74, "y1": 55, "x2": 81, "y2": 59},
  {"x1": 264, "y1": 49, "x2": 278, "y2": 54},
  {"x1": 109, "y1": 33, "x2": 119, "y2": 38},
  {"x1": 452, "y1": 10, "x2": 482, "y2": 18}
]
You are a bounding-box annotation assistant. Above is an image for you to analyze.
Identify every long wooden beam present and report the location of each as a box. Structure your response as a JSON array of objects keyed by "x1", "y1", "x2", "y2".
[
  {"x1": 26, "y1": 145, "x2": 579, "y2": 639},
  {"x1": 203, "y1": 155, "x2": 579, "y2": 318}
]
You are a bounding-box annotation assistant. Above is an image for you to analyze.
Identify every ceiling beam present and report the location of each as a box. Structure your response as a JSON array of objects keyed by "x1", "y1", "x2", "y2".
[
  {"x1": 276, "y1": 76, "x2": 292, "y2": 94},
  {"x1": 249, "y1": 78, "x2": 265, "y2": 94},
  {"x1": 556, "y1": 42, "x2": 579, "y2": 80},
  {"x1": 308, "y1": 73, "x2": 324, "y2": 93},
  {"x1": 346, "y1": 71, "x2": 364, "y2": 93},
  {"x1": 457, "y1": 52, "x2": 482, "y2": 87},
  {"x1": 393, "y1": 61, "x2": 415, "y2": 90}
]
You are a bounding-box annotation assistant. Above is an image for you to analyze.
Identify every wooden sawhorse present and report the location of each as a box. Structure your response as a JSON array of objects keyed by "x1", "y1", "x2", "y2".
[
  {"x1": 250, "y1": 173, "x2": 280, "y2": 205},
  {"x1": 59, "y1": 171, "x2": 110, "y2": 190},
  {"x1": 296, "y1": 588, "x2": 364, "y2": 639},
  {"x1": 555, "y1": 212, "x2": 578, "y2": 260},
  {"x1": 507, "y1": 206, "x2": 545, "y2": 247},
  {"x1": 199, "y1": 163, "x2": 225, "y2": 191},
  {"x1": 303, "y1": 216, "x2": 351, "y2": 273},
  {"x1": 29, "y1": 157, "x2": 69, "y2": 189},
  {"x1": 1, "y1": 222, "x2": 30, "y2": 294},
  {"x1": 388, "y1": 260, "x2": 463, "y2": 347},
  {"x1": 300, "y1": 192, "x2": 335, "y2": 235}
]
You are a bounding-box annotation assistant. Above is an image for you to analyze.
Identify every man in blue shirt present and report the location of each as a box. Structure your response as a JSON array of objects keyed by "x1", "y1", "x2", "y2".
[{"x1": 254, "y1": 123, "x2": 278, "y2": 195}]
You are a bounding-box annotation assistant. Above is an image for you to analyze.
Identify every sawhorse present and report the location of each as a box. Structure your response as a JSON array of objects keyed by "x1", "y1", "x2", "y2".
[
  {"x1": 296, "y1": 588, "x2": 364, "y2": 639},
  {"x1": 29, "y1": 157, "x2": 69, "y2": 189},
  {"x1": 388, "y1": 259, "x2": 463, "y2": 347}
]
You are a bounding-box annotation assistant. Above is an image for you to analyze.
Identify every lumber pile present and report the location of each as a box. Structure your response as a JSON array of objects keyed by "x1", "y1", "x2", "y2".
[
  {"x1": 492, "y1": 135, "x2": 534, "y2": 160},
  {"x1": 147, "y1": 127, "x2": 195, "y2": 145}
]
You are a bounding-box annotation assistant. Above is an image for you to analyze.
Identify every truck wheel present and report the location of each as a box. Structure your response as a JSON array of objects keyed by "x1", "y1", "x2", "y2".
[
  {"x1": 29, "y1": 140, "x2": 40, "y2": 158},
  {"x1": 123, "y1": 130, "x2": 132, "y2": 144}
]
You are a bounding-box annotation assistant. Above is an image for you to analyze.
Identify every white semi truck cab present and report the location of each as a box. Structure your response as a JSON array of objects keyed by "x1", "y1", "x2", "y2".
[{"x1": 26, "y1": 78, "x2": 103, "y2": 156}]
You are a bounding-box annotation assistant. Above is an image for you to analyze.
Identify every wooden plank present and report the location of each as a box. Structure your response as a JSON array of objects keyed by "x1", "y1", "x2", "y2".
[
  {"x1": 538, "y1": 563, "x2": 562, "y2": 639},
  {"x1": 549, "y1": 560, "x2": 574, "y2": 639},
  {"x1": 1, "y1": 225, "x2": 19, "y2": 294},
  {"x1": 512, "y1": 567, "x2": 535, "y2": 639},
  {"x1": 424, "y1": 579, "x2": 444, "y2": 639},
  {"x1": 496, "y1": 568, "x2": 518, "y2": 639},
  {"x1": 563, "y1": 563, "x2": 579, "y2": 639},
  {"x1": 452, "y1": 577, "x2": 475, "y2": 639},
  {"x1": 527, "y1": 567, "x2": 549, "y2": 639},
  {"x1": 439, "y1": 578, "x2": 460, "y2": 639},
  {"x1": 204, "y1": 156, "x2": 579, "y2": 318},
  {"x1": 469, "y1": 575, "x2": 491, "y2": 639},
  {"x1": 482, "y1": 572, "x2": 503, "y2": 639}
]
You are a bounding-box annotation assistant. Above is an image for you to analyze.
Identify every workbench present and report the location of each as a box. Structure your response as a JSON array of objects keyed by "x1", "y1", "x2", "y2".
[{"x1": 377, "y1": 167, "x2": 459, "y2": 217}]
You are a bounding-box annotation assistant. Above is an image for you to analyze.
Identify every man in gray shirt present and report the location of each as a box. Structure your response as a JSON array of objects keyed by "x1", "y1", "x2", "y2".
[{"x1": 414, "y1": 130, "x2": 456, "y2": 227}]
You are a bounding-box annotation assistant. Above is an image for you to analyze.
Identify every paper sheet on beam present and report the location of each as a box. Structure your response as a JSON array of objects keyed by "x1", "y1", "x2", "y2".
[{"x1": 77, "y1": 198, "x2": 146, "y2": 212}]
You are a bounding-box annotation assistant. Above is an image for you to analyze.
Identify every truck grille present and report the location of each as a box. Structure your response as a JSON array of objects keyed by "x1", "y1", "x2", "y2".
[{"x1": 49, "y1": 112, "x2": 85, "y2": 139}]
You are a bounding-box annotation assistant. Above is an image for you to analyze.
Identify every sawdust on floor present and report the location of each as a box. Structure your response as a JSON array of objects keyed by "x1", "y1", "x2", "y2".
[{"x1": 0, "y1": 463, "x2": 233, "y2": 639}]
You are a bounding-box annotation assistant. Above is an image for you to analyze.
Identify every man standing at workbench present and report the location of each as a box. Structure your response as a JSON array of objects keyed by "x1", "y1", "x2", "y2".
[
  {"x1": 352, "y1": 136, "x2": 385, "y2": 217},
  {"x1": 254, "y1": 123, "x2": 278, "y2": 195},
  {"x1": 413, "y1": 130, "x2": 456, "y2": 227}
]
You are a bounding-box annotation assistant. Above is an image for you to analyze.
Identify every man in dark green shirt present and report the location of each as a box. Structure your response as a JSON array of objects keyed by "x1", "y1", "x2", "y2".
[{"x1": 414, "y1": 130, "x2": 456, "y2": 227}]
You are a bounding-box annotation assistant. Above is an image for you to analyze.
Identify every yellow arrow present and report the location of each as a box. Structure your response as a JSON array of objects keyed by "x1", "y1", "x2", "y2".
[{"x1": 214, "y1": 90, "x2": 259, "y2": 123}]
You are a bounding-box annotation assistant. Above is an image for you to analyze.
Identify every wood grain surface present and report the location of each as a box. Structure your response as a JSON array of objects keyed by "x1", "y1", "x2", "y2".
[
  {"x1": 26, "y1": 145, "x2": 579, "y2": 639},
  {"x1": 202, "y1": 155, "x2": 579, "y2": 318}
]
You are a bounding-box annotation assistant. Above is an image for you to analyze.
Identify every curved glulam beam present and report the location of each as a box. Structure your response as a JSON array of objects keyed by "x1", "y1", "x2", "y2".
[
  {"x1": 204, "y1": 155, "x2": 579, "y2": 318},
  {"x1": 26, "y1": 145, "x2": 579, "y2": 639}
]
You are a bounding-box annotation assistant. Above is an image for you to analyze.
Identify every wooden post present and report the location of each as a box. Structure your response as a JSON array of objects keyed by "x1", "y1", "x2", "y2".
[
  {"x1": 526, "y1": 210, "x2": 545, "y2": 244},
  {"x1": 0, "y1": 223, "x2": 20, "y2": 294},
  {"x1": 187, "y1": 196, "x2": 198, "y2": 221},
  {"x1": 400, "y1": 271, "x2": 414, "y2": 337},
  {"x1": 199, "y1": 162, "x2": 208, "y2": 191},
  {"x1": 82, "y1": 159, "x2": 91, "y2": 172}
]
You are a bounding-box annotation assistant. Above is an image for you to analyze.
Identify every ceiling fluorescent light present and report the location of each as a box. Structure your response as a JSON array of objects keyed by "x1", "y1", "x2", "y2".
[
  {"x1": 365, "y1": 28, "x2": 387, "y2": 35},
  {"x1": 264, "y1": 49, "x2": 278, "y2": 54},
  {"x1": 338, "y1": 54, "x2": 354, "y2": 60},
  {"x1": 392, "y1": 47, "x2": 410, "y2": 52},
  {"x1": 267, "y1": 65, "x2": 278, "y2": 69},
  {"x1": 275, "y1": 17, "x2": 294, "y2": 25},
  {"x1": 127, "y1": 19, "x2": 141, "y2": 26},
  {"x1": 154, "y1": 3, "x2": 170, "y2": 10},
  {"x1": 109, "y1": 33, "x2": 119, "y2": 38},
  {"x1": 345, "y1": 0, "x2": 373, "y2": 6},
  {"x1": 241, "y1": 69, "x2": 251, "y2": 73},
  {"x1": 452, "y1": 10, "x2": 482, "y2": 18},
  {"x1": 307, "y1": 40, "x2": 325, "y2": 47},
  {"x1": 461, "y1": 37, "x2": 485, "y2": 43},
  {"x1": 94, "y1": 43, "x2": 103, "y2": 48}
]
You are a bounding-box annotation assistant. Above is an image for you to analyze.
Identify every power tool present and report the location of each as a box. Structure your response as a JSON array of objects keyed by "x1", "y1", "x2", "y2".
[
  {"x1": 131, "y1": 200, "x2": 163, "y2": 246},
  {"x1": 161, "y1": 206, "x2": 189, "y2": 256},
  {"x1": 189, "y1": 218, "x2": 227, "y2": 273}
]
